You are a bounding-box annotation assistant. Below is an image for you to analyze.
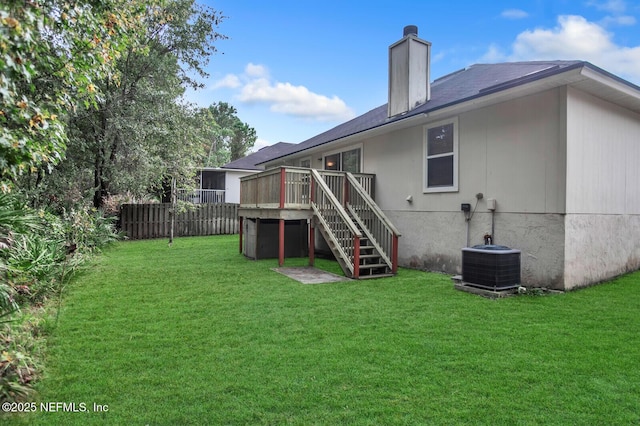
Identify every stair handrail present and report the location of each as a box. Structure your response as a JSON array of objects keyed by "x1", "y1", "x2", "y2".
[
  {"x1": 311, "y1": 169, "x2": 361, "y2": 236},
  {"x1": 346, "y1": 172, "x2": 401, "y2": 237},
  {"x1": 346, "y1": 204, "x2": 392, "y2": 267},
  {"x1": 310, "y1": 169, "x2": 362, "y2": 276},
  {"x1": 346, "y1": 172, "x2": 401, "y2": 273}
]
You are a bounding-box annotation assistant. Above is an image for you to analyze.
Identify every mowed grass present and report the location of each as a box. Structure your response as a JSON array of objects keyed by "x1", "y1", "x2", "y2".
[{"x1": 14, "y1": 235, "x2": 640, "y2": 425}]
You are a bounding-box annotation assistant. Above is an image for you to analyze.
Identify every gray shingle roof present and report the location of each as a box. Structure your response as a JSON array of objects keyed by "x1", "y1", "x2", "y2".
[
  {"x1": 260, "y1": 60, "x2": 594, "y2": 163},
  {"x1": 222, "y1": 142, "x2": 295, "y2": 170}
]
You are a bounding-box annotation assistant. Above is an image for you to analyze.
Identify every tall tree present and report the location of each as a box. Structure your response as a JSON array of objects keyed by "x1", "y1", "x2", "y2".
[
  {"x1": 206, "y1": 102, "x2": 256, "y2": 166},
  {"x1": 36, "y1": 0, "x2": 226, "y2": 207},
  {"x1": 230, "y1": 121, "x2": 257, "y2": 162},
  {"x1": 0, "y1": 0, "x2": 144, "y2": 188}
]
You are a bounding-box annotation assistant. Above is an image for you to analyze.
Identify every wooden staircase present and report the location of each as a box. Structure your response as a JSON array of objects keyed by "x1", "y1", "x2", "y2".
[
  {"x1": 346, "y1": 208, "x2": 394, "y2": 278},
  {"x1": 310, "y1": 169, "x2": 400, "y2": 280}
]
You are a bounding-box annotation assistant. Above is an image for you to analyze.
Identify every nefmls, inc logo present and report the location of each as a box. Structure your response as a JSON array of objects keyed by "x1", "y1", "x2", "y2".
[{"x1": 40, "y1": 402, "x2": 88, "y2": 412}]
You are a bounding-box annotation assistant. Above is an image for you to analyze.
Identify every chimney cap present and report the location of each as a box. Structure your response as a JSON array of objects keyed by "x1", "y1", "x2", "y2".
[{"x1": 403, "y1": 25, "x2": 418, "y2": 37}]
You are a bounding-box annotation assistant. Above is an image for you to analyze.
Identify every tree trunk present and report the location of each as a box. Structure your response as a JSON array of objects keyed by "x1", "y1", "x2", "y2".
[
  {"x1": 93, "y1": 114, "x2": 110, "y2": 208},
  {"x1": 93, "y1": 149, "x2": 108, "y2": 208}
]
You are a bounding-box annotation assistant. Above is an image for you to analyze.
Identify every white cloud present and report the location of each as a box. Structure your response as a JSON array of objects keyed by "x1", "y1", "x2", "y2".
[
  {"x1": 511, "y1": 16, "x2": 613, "y2": 58},
  {"x1": 214, "y1": 63, "x2": 355, "y2": 122},
  {"x1": 239, "y1": 79, "x2": 355, "y2": 121},
  {"x1": 211, "y1": 74, "x2": 241, "y2": 89},
  {"x1": 480, "y1": 43, "x2": 507, "y2": 63},
  {"x1": 601, "y1": 14, "x2": 636, "y2": 26},
  {"x1": 494, "y1": 15, "x2": 640, "y2": 84},
  {"x1": 245, "y1": 63, "x2": 268, "y2": 78},
  {"x1": 249, "y1": 138, "x2": 272, "y2": 153},
  {"x1": 501, "y1": 9, "x2": 529, "y2": 20},
  {"x1": 587, "y1": 0, "x2": 635, "y2": 27},
  {"x1": 587, "y1": 0, "x2": 627, "y2": 13}
]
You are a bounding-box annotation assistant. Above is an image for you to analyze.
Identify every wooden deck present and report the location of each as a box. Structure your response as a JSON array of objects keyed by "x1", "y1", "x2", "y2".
[
  {"x1": 239, "y1": 167, "x2": 374, "y2": 217},
  {"x1": 239, "y1": 167, "x2": 399, "y2": 280}
]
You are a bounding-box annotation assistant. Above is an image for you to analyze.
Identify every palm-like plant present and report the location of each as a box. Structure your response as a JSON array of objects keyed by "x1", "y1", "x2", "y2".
[
  {"x1": 0, "y1": 193, "x2": 41, "y2": 245},
  {"x1": 0, "y1": 282, "x2": 18, "y2": 324},
  {"x1": 0, "y1": 193, "x2": 40, "y2": 322}
]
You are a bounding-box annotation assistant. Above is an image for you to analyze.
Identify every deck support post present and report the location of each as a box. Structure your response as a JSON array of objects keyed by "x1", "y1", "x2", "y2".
[
  {"x1": 239, "y1": 216, "x2": 244, "y2": 254},
  {"x1": 392, "y1": 234, "x2": 399, "y2": 274},
  {"x1": 353, "y1": 236, "x2": 360, "y2": 279},
  {"x1": 278, "y1": 218, "x2": 285, "y2": 267},
  {"x1": 309, "y1": 219, "x2": 315, "y2": 266},
  {"x1": 309, "y1": 176, "x2": 316, "y2": 267}
]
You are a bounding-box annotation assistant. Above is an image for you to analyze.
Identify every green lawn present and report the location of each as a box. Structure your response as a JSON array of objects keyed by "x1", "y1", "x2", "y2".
[{"x1": 11, "y1": 235, "x2": 640, "y2": 425}]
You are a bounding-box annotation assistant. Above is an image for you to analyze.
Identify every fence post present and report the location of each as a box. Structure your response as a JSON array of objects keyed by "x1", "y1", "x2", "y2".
[
  {"x1": 169, "y1": 176, "x2": 176, "y2": 244},
  {"x1": 239, "y1": 216, "x2": 244, "y2": 254}
]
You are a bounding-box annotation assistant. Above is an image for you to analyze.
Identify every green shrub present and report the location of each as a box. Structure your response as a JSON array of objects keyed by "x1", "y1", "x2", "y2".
[
  {"x1": 4, "y1": 234, "x2": 67, "y2": 305},
  {"x1": 62, "y1": 207, "x2": 120, "y2": 253},
  {"x1": 0, "y1": 283, "x2": 19, "y2": 325},
  {"x1": 0, "y1": 308, "x2": 48, "y2": 403},
  {"x1": 0, "y1": 193, "x2": 41, "y2": 239},
  {"x1": 0, "y1": 348, "x2": 33, "y2": 403},
  {"x1": 0, "y1": 193, "x2": 119, "y2": 404}
]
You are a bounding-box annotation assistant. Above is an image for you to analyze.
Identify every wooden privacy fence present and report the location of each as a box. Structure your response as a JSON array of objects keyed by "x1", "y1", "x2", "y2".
[{"x1": 120, "y1": 203, "x2": 239, "y2": 240}]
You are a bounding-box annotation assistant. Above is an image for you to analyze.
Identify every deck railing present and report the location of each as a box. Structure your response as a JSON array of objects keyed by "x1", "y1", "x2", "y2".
[
  {"x1": 177, "y1": 189, "x2": 225, "y2": 204},
  {"x1": 310, "y1": 169, "x2": 362, "y2": 278},
  {"x1": 239, "y1": 166, "x2": 395, "y2": 278},
  {"x1": 240, "y1": 166, "x2": 374, "y2": 208},
  {"x1": 345, "y1": 172, "x2": 401, "y2": 273}
]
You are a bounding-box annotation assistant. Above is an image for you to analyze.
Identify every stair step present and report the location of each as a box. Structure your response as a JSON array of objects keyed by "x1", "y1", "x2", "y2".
[
  {"x1": 334, "y1": 236, "x2": 368, "y2": 241},
  {"x1": 359, "y1": 263, "x2": 389, "y2": 269},
  {"x1": 359, "y1": 254, "x2": 380, "y2": 259},
  {"x1": 314, "y1": 202, "x2": 397, "y2": 281},
  {"x1": 357, "y1": 273, "x2": 395, "y2": 280}
]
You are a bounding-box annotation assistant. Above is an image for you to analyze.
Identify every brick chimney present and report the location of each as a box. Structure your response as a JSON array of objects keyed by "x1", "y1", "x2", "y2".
[{"x1": 388, "y1": 25, "x2": 431, "y2": 117}]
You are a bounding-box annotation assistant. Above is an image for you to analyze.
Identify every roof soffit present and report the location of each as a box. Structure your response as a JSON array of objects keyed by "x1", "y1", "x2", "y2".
[{"x1": 571, "y1": 67, "x2": 640, "y2": 114}]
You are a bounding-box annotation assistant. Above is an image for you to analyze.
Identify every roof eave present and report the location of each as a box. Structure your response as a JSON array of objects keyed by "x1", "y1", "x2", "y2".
[
  {"x1": 264, "y1": 62, "x2": 640, "y2": 165},
  {"x1": 260, "y1": 112, "x2": 429, "y2": 167},
  {"x1": 200, "y1": 167, "x2": 261, "y2": 173},
  {"x1": 574, "y1": 64, "x2": 640, "y2": 114}
]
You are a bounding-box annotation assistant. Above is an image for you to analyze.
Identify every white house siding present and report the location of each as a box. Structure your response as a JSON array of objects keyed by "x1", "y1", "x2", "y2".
[
  {"x1": 281, "y1": 90, "x2": 569, "y2": 286},
  {"x1": 383, "y1": 210, "x2": 566, "y2": 287},
  {"x1": 564, "y1": 87, "x2": 640, "y2": 289},
  {"x1": 225, "y1": 170, "x2": 257, "y2": 204},
  {"x1": 362, "y1": 89, "x2": 569, "y2": 287}
]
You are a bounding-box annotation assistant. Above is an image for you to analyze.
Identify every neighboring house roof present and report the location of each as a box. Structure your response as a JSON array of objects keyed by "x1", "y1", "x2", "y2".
[
  {"x1": 221, "y1": 142, "x2": 295, "y2": 170},
  {"x1": 259, "y1": 60, "x2": 640, "y2": 164}
]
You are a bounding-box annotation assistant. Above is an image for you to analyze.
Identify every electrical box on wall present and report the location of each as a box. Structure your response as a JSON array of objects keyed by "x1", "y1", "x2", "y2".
[
  {"x1": 487, "y1": 198, "x2": 496, "y2": 211},
  {"x1": 461, "y1": 203, "x2": 471, "y2": 212}
]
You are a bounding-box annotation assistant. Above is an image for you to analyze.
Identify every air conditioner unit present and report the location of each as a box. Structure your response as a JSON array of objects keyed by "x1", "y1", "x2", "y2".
[{"x1": 462, "y1": 245, "x2": 521, "y2": 290}]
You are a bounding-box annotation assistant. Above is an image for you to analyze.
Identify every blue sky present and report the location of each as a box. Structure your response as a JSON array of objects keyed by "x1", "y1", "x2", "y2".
[{"x1": 185, "y1": 0, "x2": 640, "y2": 152}]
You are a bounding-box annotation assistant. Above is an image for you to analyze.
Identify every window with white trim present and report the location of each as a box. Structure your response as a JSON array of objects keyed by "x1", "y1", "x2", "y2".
[
  {"x1": 299, "y1": 157, "x2": 311, "y2": 168},
  {"x1": 424, "y1": 119, "x2": 458, "y2": 192},
  {"x1": 323, "y1": 147, "x2": 361, "y2": 173}
]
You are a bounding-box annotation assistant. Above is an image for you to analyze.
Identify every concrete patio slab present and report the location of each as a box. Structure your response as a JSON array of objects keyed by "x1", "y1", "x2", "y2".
[{"x1": 272, "y1": 267, "x2": 351, "y2": 284}]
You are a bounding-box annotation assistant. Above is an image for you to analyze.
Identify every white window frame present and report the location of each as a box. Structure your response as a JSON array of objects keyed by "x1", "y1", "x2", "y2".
[
  {"x1": 322, "y1": 143, "x2": 363, "y2": 173},
  {"x1": 423, "y1": 117, "x2": 459, "y2": 193},
  {"x1": 299, "y1": 157, "x2": 312, "y2": 168}
]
